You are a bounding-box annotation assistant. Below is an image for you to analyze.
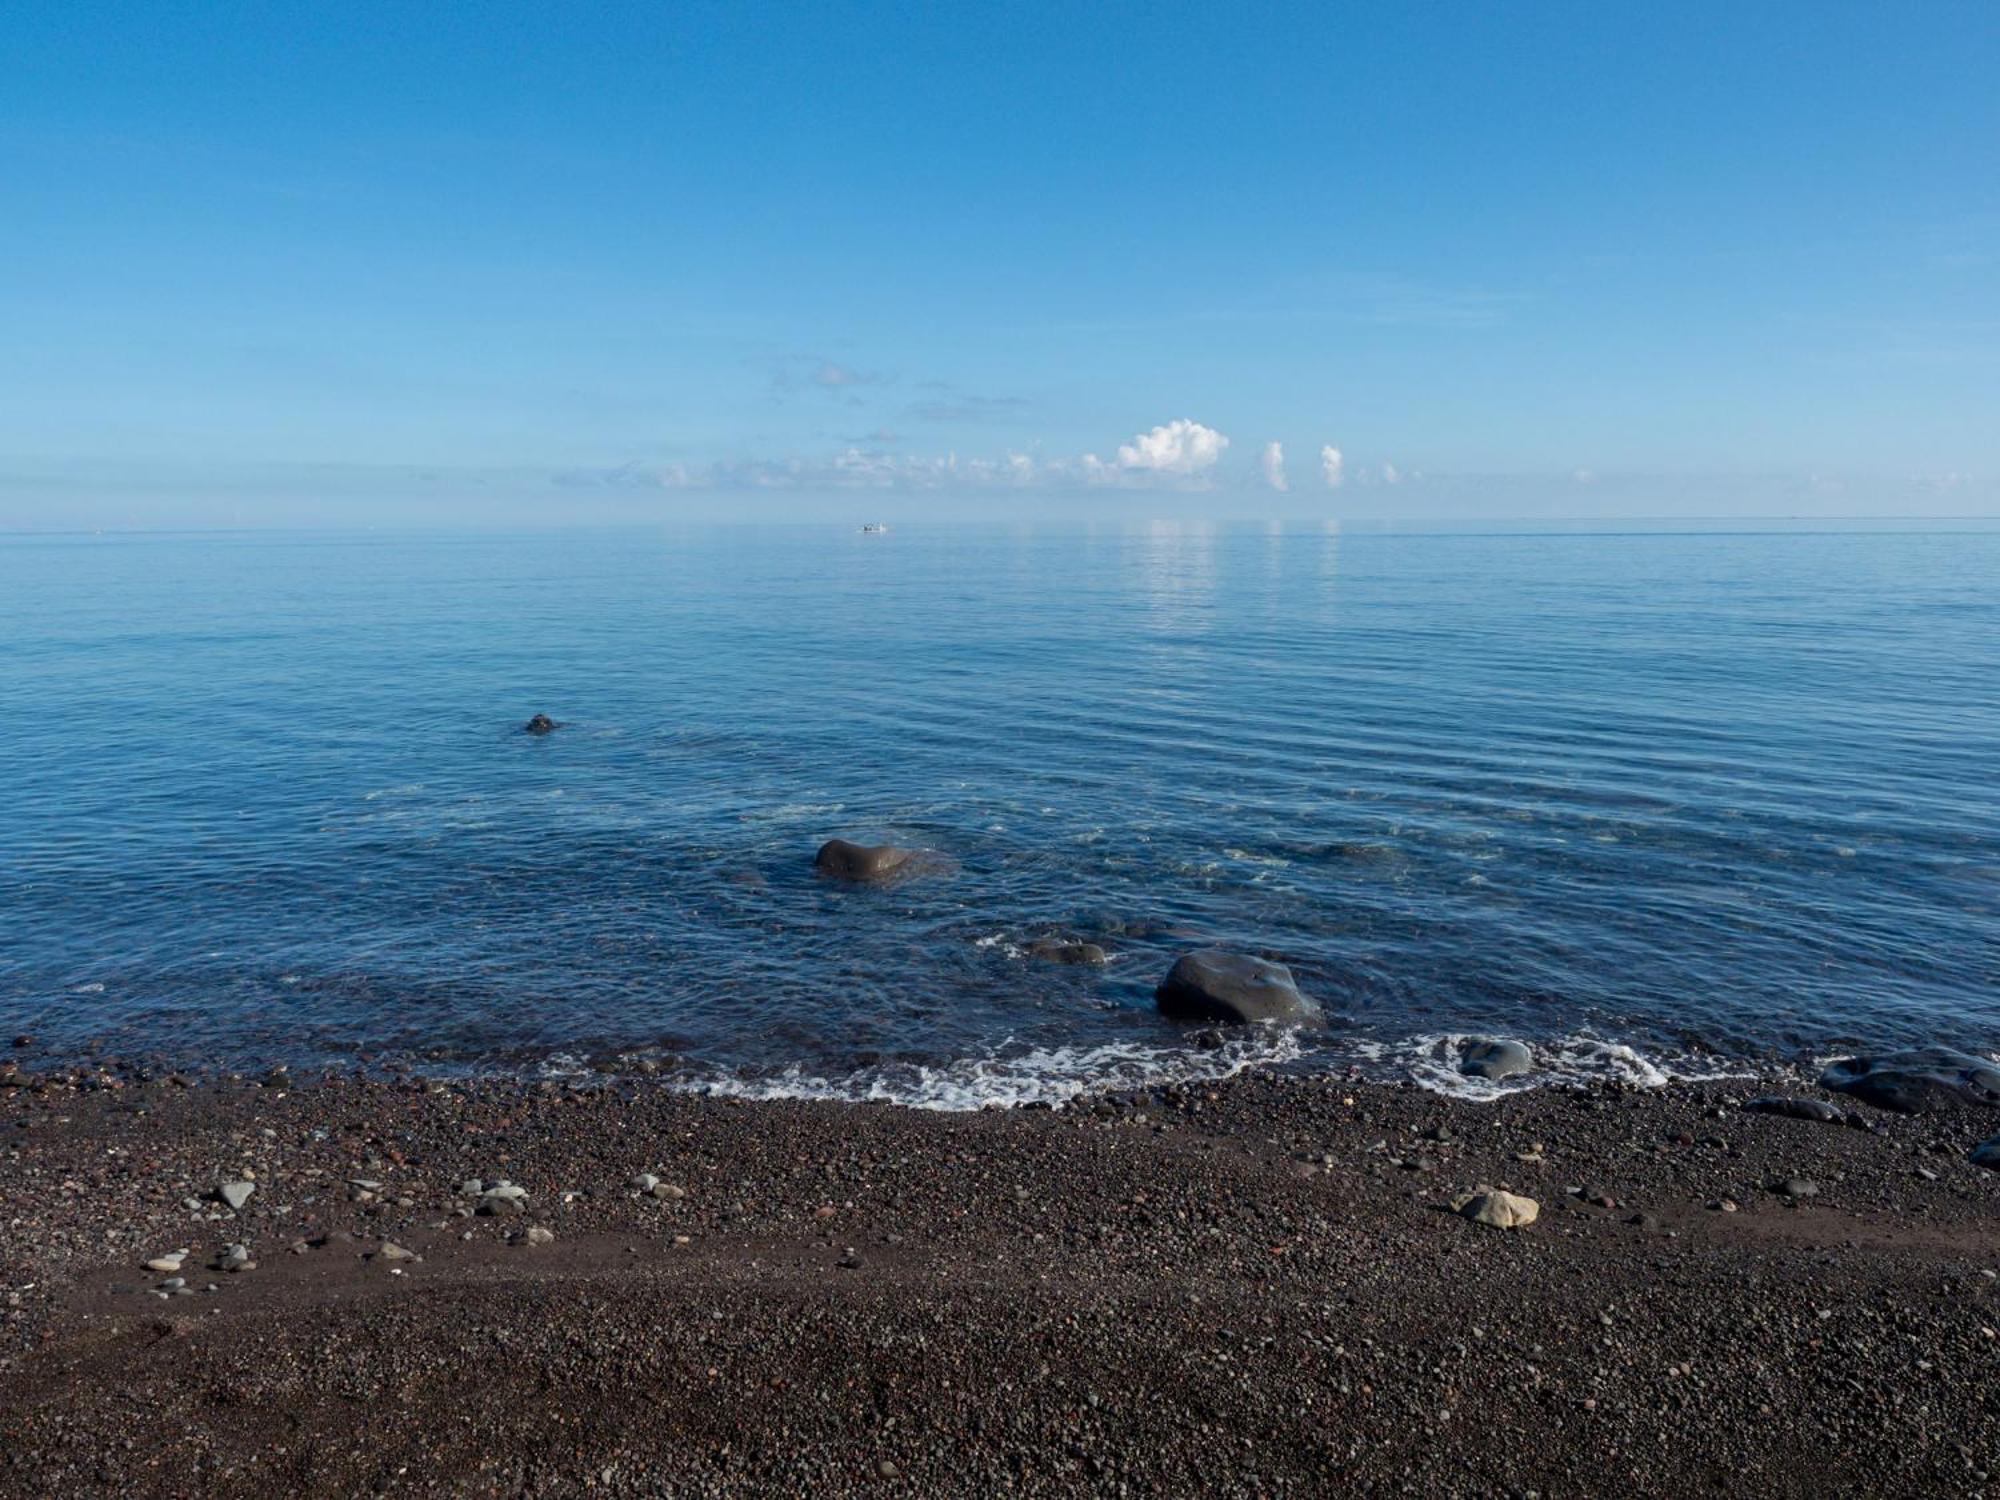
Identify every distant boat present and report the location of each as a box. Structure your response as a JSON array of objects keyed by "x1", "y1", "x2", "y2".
[{"x1": 860, "y1": 522, "x2": 891, "y2": 533}]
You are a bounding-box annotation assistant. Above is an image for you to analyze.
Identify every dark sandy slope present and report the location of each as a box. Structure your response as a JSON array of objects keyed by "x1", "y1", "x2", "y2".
[{"x1": 3, "y1": 1067, "x2": 1998, "y2": 1497}]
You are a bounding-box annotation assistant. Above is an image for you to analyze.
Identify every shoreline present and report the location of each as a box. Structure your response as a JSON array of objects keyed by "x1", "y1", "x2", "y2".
[{"x1": 5, "y1": 1068, "x2": 1999, "y2": 1495}]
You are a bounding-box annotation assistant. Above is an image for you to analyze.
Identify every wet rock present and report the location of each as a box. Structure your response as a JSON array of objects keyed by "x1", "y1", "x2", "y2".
[
  {"x1": 1154, "y1": 951, "x2": 1323, "y2": 1027},
  {"x1": 1459, "y1": 1039, "x2": 1533, "y2": 1082},
  {"x1": 813, "y1": 838, "x2": 927, "y2": 883},
  {"x1": 1819, "y1": 1049, "x2": 2000, "y2": 1114},
  {"x1": 1743, "y1": 1096, "x2": 1847, "y2": 1125},
  {"x1": 524, "y1": 713, "x2": 560, "y2": 735},
  {"x1": 1971, "y1": 1135, "x2": 2000, "y2": 1170},
  {"x1": 1455, "y1": 1189, "x2": 1539, "y2": 1229},
  {"x1": 1028, "y1": 939, "x2": 1109, "y2": 966},
  {"x1": 216, "y1": 1181, "x2": 255, "y2": 1211}
]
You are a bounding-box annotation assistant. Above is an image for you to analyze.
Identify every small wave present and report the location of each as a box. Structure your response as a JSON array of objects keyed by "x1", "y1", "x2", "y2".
[
  {"x1": 1392, "y1": 1031, "x2": 1753, "y2": 1101},
  {"x1": 662, "y1": 1031, "x2": 1309, "y2": 1112}
]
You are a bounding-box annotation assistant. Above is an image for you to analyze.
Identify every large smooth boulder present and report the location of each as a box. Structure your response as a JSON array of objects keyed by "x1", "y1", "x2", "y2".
[
  {"x1": 814, "y1": 838, "x2": 925, "y2": 883},
  {"x1": 1460, "y1": 1039, "x2": 1533, "y2": 1081},
  {"x1": 1819, "y1": 1048, "x2": 2000, "y2": 1114},
  {"x1": 1154, "y1": 950, "x2": 1322, "y2": 1027}
]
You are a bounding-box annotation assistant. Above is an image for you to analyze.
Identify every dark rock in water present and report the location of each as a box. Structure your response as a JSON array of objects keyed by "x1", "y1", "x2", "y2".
[
  {"x1": 523, "y1": 713, "x2": 560, "y2": 735},
  {"x1": 1819, "y1": 1048, "x2": 2000, "y2": 1114},
  {"x1": 1154, "y1": 950, "x2": 1322, "y2": 1027},
  {"x1": 1459, "y1": 1039, "x2": 1532, "y2": 1081},
  {"x1": 1743, "y1": 1096, "x2": 1848, "y2": 1125},
  {"x1": 1028, "y1": 938, "x2": 1108, "y2": 966},
  {"x1": 814, "y1": 838, "x2": 927, "y2": 883},
  {"x1": 1971, "y1": 1135, "x2": 2000, "y2": 1170}
]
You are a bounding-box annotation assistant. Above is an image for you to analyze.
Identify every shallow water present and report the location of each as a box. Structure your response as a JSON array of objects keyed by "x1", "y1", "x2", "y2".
[{"x1": 3, "y1": 521, "x2": 1997, "y2": 1103}]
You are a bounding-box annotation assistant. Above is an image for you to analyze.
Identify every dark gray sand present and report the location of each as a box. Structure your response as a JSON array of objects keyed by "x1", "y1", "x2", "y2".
[{"x1": 4, "y1": 1065, "x2": 1999, "y2": 1496}]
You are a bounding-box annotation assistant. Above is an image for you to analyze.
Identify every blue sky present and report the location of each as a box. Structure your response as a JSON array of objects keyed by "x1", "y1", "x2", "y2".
[{"x1": 2, "y1": 1, "x2": 1996, "y2": 524}]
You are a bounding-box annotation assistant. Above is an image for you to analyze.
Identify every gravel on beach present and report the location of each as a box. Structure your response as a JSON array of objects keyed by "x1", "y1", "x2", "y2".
[{"x1": 3, "y1": 1064, "x2": 1999, "y2": 1497}]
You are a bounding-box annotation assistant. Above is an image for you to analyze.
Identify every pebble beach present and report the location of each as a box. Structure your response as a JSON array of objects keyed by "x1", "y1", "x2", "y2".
[{"x1": 4, "y1": 1061, "x2": 1998, "y2": 1497}]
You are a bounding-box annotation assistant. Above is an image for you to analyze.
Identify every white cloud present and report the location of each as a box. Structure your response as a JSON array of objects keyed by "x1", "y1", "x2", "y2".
[
  {"x1": 1259, "y1": 441, "x2": 1289, "y2": 492},
  {"x1": 560, "y1": 418, "x2": 1239, "y2": 494},
  {"x1": 1380, "y1": 461, "x2": 1401, "y2": 485},
  {"x1": 1112, "y1": 419, "x2": 1230, "y2": 476},
  {"x1": 1320, "y1": 445, "x2": 1345, "y2": 489}
]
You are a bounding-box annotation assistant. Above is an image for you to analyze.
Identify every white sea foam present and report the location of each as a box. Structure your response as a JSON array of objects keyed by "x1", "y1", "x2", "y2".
[
  {"x1": 1394, "y1": 1031, "x2": 1752, "y2": 1101},
  {"x1": 663, "y1": 1030, "x2": 1309, "y2": 1112}
]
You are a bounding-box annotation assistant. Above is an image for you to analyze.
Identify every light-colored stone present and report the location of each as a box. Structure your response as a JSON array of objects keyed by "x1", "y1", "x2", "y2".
[
  {"x1": 1455, "y1": 1189, "x2": 1539, "y2": 1230},
  {"x1": 217, "y1": 1181, "x2": 255, "y2": 1211}
]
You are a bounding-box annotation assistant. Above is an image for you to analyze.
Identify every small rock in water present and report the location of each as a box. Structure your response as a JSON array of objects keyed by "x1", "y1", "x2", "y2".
[
  {"x1": 1970, "y1": 1135, "x2": 2000, "y2": 1170},
  {"x1": 1154, "y1": 950, "x2": 1323, "y2": 1028},
  {"x1": 216, "y1": 1181, "x2": 255, "y2": 1211},
  {"x1": 1459, "y1": 1039, "x2": 1533, "y2": 1082},
  {"x1": 813, "y1": 837, "x2": 930, "y2": 883},
  {"x1": 1454, "y1": 1189, "x2": 1539, "y2": 1229},
  {"x1": 524, "y1": 713, "x2": 560, "y2": 735}
]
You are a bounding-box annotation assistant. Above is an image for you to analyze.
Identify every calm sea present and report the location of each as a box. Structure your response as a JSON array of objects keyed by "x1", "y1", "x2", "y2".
[{"x1": 3, "y1": 522, "x2": 1996, "y2": 1105}]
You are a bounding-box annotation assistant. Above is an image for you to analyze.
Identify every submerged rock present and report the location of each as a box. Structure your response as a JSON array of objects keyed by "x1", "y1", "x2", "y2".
[
  {"x1": 1743, "y1": 1096, "x2": 1848, "y2": 1125},
  {"x1": 524, "y1": 713, "x2": 560, "y2": 735},
  {"x1": 1154, "y1": 951, "x2": 1322, "y2": 1027},
  {"x1": 1819, "y1": 1048, "x2": 2000, "y2": 1114},
  {"x1": 1971, "y1": 1135, "x2": 2000, "y2": 1170},
  {"x1": 1028, "y1": 938, "x2": 1108, "y2": 966},
  {"x1": 1455, "y1": 1189, "x2": 1539, "y2": 1229},
  {"x1": 1459, "y1": 1039, "x2": 1533, "y2": 1082},
  {"x1": 813, "y1": 838, "x2": 933, "y2": 883}
]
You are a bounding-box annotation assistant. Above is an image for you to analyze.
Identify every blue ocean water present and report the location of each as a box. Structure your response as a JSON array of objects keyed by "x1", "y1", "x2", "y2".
[{"x1": 2, "y1": 522, "x2": 1996, "y2": 1104}]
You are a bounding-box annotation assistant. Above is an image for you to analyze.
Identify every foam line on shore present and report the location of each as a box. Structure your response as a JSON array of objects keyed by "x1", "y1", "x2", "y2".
[{"x1": 660, "y1": 1031, "x2": 1310, "y2": 1111}]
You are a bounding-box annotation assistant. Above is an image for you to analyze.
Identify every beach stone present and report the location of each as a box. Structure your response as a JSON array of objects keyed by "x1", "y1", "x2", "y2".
[
  {"x1": 524, "y1": 713, "x2": 559, "y2": 734},
  {"x1": 216, "y1": 1181, "x2": 255, "y2": 1211},
  {"x1": 1819, "y1": 1048, "x2": 2000, "y2": 1114},
  {"x1": 144, "y1": 1253, "x2": 187, "y2": 1274},
  {"x1": 219, "y1": 1243, "x2": 255, "y2": 1272},
  {"x1": 1456, "y1": 1189, "x2": 1539, "y2": 1229},
  {"x1": 1459, "y1": 1039, "x2": 1533, "y2": 1081},
  {"x1": 1772, "y1": 1177, "x2": 1819, "y2": 1199},
  {"x1": 1028, "y1": 939, "x2": 1108, "y2": 966},
  {"x1": 1971, "y1": 1135, "x2": 2000, "y2": 1170},
  {"x1": 1154, "y1": 950, "x2": 1322, "y2": 1027},
  {"x1": 813, "y1": 838, "x2": 923, "y2": 883},
  {"x1": 520, "y1": 1225, "x2": 555, "y2": 1246},
  {"x1": 377, "y1": 1241, "x2": 416, "y2": 1261},
  {"x1": 630, "y1": 1173, "x2": 660, "y2": 1192},
  {"x1": 1743, "y1": 1096, "x2": 1847, "y2": 1125}
]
